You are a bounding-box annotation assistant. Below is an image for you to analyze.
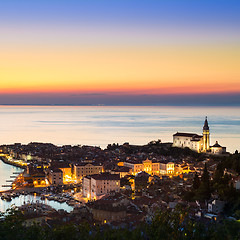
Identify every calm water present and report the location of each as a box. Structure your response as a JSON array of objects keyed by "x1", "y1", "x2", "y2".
[
  {"x1": 0, "y1": 160, "x2": 73, "y2": 212},
  {"x1": 0, "y1": 106, "x2": 239, "y2": 153},
  {"x1": 0, "y1": 194, "x2": 73, "y2": 213},
  {"x1": 0, "y1": 157, "x2": 73, "y2": 212}
]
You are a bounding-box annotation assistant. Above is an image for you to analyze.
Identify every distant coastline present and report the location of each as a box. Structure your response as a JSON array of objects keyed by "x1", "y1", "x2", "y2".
[
  {"x1": 0, "y1": 106, "x2": 239, "y2": 153},
  {"x1": 1, "y1": 92, "x2": 240, "y2": 106},
  {"x1": 1, "y1": 104, "x2": 240, "y2": 107}
]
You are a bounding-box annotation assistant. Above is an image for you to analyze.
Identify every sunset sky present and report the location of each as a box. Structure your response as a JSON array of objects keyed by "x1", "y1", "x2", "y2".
[{"x1": 0, "y1": 0, "x2": 240, "y2": 105}]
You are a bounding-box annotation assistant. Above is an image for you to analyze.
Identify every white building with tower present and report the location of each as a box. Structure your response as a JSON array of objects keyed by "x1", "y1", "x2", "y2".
[{"x1": 173, "y1": 117, "x2": 226, "y2": 154}]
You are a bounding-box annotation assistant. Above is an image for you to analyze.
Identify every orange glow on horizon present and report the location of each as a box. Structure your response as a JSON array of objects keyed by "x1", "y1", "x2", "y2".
[
  {"x1": 1, "y1": 45, "x2": 239, "y2": 96},
  {"x1": 0, "y1": 83, "x2": 240, "y2": 96}
]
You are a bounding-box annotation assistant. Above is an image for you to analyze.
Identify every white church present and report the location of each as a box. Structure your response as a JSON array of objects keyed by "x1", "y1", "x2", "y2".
[{"x1": 172, "y1": 117, "x2": 226, "y2": 154}]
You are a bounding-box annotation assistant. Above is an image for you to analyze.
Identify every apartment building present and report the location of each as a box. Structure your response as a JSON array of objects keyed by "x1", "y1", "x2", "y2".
[
  {"x1": 73, "y1": 163, "x2": 103, "y2": 183},
  {"x1": 83, "y1": 173, "x2": 120, "y2": 200},
  {"x1": 48, "y1": 168, "x2": 63, "y2": 185},
  {"x1": 121, "y1": 159, "x2": 174, "y2": 176}
]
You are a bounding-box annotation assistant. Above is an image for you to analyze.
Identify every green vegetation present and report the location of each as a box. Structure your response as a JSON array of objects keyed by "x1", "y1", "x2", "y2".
[
  {"x1": 183, "y1": 163, "x2": 211, "y2": 202},
  {"x1": 212, "y1": 153, "x2": 240, "y2": 217},
  {"x1": 108, "y1": 141, "x2": 202, "y2": 159},
  {"x1": 1, "y1": 207, "x2": 240, "y2": 240},
  {"x1": 183, "y1": 153, "x2": 240, "y2": 219},
  {"x1": 195, "y1": 163, "x2": 211, "y2": 201},
  {"x1": 214, "y1": 152, "x2": 240, "y2": 175}
]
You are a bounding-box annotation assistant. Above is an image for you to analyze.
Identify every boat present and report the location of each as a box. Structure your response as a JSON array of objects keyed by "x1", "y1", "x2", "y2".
[
  {"x1": 11, "y1": 193, "x2": 17, "y2": 198},
  {"x1": 4, "y1": 195, "x2": 12, "y2": 202},
  {"x1": 47, "y1": 195, "x2": 55, "y2": 201},
  {"x1": 58, "y1": 197, "x2": 66, "y2": 203},
  {"x1": 67, "y1": 200, "x2": 76, "y2": 206},
  {"x1": 40, "y1": 195, "x2": 46, "y2": 200}
]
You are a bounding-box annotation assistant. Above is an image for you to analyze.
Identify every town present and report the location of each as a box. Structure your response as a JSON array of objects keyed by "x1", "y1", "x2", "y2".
[
  {"x1": 0, "y1": 119, "x2": 240, "y2": 233},
  {"x1": 0, "y1": 118, "x2": 240, "y2": 231}
]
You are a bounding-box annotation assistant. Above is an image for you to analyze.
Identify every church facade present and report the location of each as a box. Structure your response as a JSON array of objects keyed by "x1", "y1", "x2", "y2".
[
  {"x1": 172, "y1": 117, "x2": 226, "y2": 154},
  {"x1": 173, "y1": 132, "x2": 204, "y2": 153}
]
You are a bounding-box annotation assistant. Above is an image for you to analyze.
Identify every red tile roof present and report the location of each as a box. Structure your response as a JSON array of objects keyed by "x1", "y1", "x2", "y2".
[{"x1": 91, "y1": 173, "x2": 120, "y2": 181}]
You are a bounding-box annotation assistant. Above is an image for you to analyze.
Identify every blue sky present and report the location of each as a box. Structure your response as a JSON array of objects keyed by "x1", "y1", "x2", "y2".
[{"x1": 1, "y1": 1, "x2": 239, "y2": 26}]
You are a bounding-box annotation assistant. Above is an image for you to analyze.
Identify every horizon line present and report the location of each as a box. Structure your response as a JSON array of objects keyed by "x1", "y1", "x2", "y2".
[{"x1": 0, "y1": 104, "x2": 240, "y2": 107}]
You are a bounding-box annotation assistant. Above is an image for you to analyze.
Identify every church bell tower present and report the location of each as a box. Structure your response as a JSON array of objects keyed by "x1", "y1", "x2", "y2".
[{"x1": 203, "y1": 117, "x2": 210, "y2": 152}]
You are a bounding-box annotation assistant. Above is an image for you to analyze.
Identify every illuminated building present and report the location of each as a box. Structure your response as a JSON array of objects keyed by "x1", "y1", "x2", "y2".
[
  {"x1": 48, "y1": 168, "x2": 63, "y2": 185},
  {"x1": 73, "y1": 163, "x2": 103, "y2": 183},
  {"x1": 202, "y1": 117, "x2": 210, "y2": 152},
  {"x1": 173, "y1": 117, "x2": 226, "y2": 154},
  {"x1": 143, "y1": 159, "x2": 160, "y2": 175},
  {"x1": 159, "y1": 162, "x2": 174, "y2": 175},
  {"x1": 123, "y1": 159, "x2": 159, "y2": 175},
  {"x1": 122, "y1": 159, "x2": 174, "y2": 176},
  {"x1": 174, "y1": 163, "x2": 195, "y2": 175},
  {"x1": 123, "y1": 161, "x2": 143, "y2": 175},
  {"x1": 83, "y1": 173, "x2": 120, "y2": 200},
  {"x1": 50, "y1": 162, "x2": 72, "y2": 183},
  {"x1": 211, "y1": 141, "x2": 226, "y2": 155},
  {"x1": 24, "y1": 165, "x2": 46, "y2": 187},
  {"x1": 173, "y1": 132, "x2": 204, "y2": 153},
  {"x1": 173, "y1": 117, "x2": 209, "y2": 153}
]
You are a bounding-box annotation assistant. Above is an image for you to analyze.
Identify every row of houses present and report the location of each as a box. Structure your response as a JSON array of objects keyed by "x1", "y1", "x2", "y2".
[
  {"x1": 119, "y1": 159, "x2": 175, "y2": 176},
  {"x1": 26, "y1": 162, "x2": 104, "y2": 186},
  {"x1": 47, "y1": 159, "x2": 176, "y2": 187},
  {"x1": 47, "y1": 160, "x2": 182, "y2": 187},
  {"x1": 21, "y1": 158, "x2": 193, "y2": 188}
]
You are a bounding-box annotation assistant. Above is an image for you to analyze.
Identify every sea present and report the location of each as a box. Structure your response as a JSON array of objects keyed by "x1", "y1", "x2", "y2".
[
  {"x1": 0, "y1": 106, "x2": 239, "y2": 152},
  {"x1": 0, "y1": 105, "x2": 240, "y2": 211}
]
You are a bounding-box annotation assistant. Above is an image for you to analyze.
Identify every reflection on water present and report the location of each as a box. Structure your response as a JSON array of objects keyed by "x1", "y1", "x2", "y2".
[
  {"x1": 0, "y1": 106, "x2": 239, "y2": 153},
  {"x1": 0, "y1": 161, "x2": 23, "y2": 192},
  {"x1": 0, "y1": 195, "x2": 73, "y2": 213},
  {"x1": 0, "y1": 160, "x2": 73, "y2": 212}
]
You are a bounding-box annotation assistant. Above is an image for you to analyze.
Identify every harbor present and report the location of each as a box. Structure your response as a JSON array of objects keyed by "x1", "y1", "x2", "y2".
[
  {"x1": 0, "y1": 157, "x2": 23, "y2": 192},
  {"x1": 0, "y1": 190, "x2": 82, "y2": 213},
  {"x1": 0, "y1": 158, "x2": 83, "y2": 213}
]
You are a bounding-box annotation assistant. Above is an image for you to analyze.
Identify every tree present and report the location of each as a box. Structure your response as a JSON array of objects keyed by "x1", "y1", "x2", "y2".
[
  {"x1": 201, "y1": 163, "x2": 210, "y2": 187},
  {"x1": 195, "y1": 163, "x2": 211, "y2": 201},
  {"x1": 1, "y1": 206, "x2": 240, "y2": 239},
  {"x1": 192, "y1": 173, "x2": 200, "y2": 190},
  {"x1": 213, "y1": 163, "x2": 224, "y2": 184}
]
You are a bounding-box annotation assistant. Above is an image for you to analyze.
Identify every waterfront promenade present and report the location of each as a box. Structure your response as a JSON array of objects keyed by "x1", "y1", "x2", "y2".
[{"x1": 0, "y1": 155, "x2": 26, "y2": 169}]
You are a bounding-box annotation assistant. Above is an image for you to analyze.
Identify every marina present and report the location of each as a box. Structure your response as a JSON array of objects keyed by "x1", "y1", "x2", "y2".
[
  {"x1": 0, "y1": 192, "x2": 76, "y2": 213},
  {"x1": 0, "y1": 159, "x2": 23, "y2": 192},
  {"x1": 0, "y1": 159, "x2": 81, "y2": 213}
]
